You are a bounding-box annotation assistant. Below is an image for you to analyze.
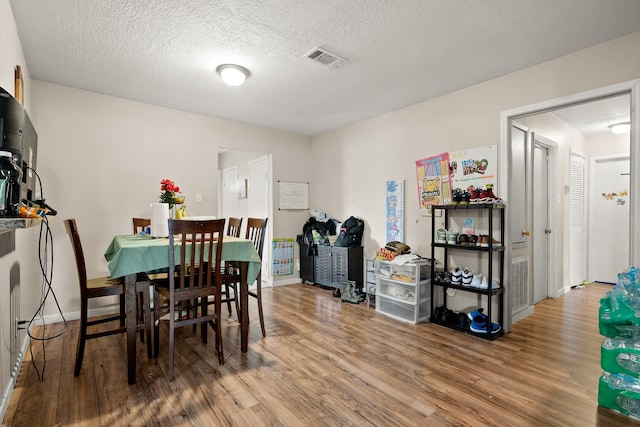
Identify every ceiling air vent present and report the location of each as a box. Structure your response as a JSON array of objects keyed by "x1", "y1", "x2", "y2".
[{"x1": 304, "y1": 47, "x2": 347, "y2": 67}]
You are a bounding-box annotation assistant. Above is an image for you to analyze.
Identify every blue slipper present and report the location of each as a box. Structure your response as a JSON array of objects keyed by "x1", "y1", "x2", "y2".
[
  {"x1": 467, "y1": 308, "x2": 487, "y2": 323},
  {"x1": 470, "y1": 321, "x2": 501, "y2": 334}
]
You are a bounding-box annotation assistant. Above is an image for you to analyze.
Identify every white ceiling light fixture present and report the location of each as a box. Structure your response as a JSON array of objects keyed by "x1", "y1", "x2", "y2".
[
  {"x1": 608, "y1": 121, "x2": 631, "y2": 134},
  {"x1": 216, "y1": 64, "x2": 250, "y2": 87}
]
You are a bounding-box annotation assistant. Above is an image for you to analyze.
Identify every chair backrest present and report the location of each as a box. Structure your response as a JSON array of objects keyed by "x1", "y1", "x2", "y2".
[
  {"x1": 133, "y1": 217, "x2": 151, "y2": 234},
  {"x1": 64, "y1": 218, "x2": 88, "y2": 293},
  {"x1": 226, "y1": 217, "x2": 243, "y2": 238},
  {"x1": 167, "y1": 218, "x2": 226, "y2": 299},
  {"x1": 245, "y1": 217, "x2": 268, "y2": 257}
]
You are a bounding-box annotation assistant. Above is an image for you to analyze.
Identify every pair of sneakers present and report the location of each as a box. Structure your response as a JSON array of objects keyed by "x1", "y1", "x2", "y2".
[
  {"x1": 436, "y1": 228, "x2": 459, "y2": 245},
  {"x1": 451, "y1": 267, "x2": 473, "y2": 286},
  {"x1": 468, "y1": 274, "x2": 500, "y2": 289},
  {"x1": 467, "y1": 308, "x2": 501, "y2": 334}
]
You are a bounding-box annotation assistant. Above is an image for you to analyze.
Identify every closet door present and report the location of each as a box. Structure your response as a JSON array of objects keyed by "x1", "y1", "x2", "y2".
[{"x1": 569, "y1": 152, "x2": 587, "y2": 287}]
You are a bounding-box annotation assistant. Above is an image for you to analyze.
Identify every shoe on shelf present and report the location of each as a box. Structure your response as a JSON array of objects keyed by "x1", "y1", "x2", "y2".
[
  {"x1": 478, "y1": 235, "x2": 489, "y2": 247},
  {"x1": 470, "y1": 274, "x2": 484, "y2": 288},
  {"x1": 468, "y1": 234, "x2": 478, "y2": 246},
  {"x1": 488, "y1": 237, "x2": 502, "y2": 247},
  {"x1": 469, "y1": 187, "x2": 483, "y2": 203},
  {"x1": 477, "y1": 188, "x2": 492, "y2": 203},
  {"x1": 470, "y1": 321, "x2": 502, "y2": 334},
  {"x1": 459, "y1": 190, "x2": 471, "y2": 205},
  {"x1": 451, "y1": 267, "x2": 462, "y2": 285},
  {"x1": 435, "y1": 228, "x2": 447, "y2": 244},
  {"x1": 477, "y1": 277, "x2": 500, "y2": 289},
  {"x1": 467, "y1": 308, "x2": 487, "y2": 323},
  {"x1": 451, "y1": 188, "x2": 464, "y2": 205},
  {"x1": 447, "y1": 229, "x2": 459, "y2": 245},
  {"x1": 462, "y1": 269, "x2": 473, "y2": 286},
  {"x1": 485, "y1": 184, "x2": 503, "y2": 204},
  {"x1": 458, "y1": 234, "x2": 469, "y2": 246}
]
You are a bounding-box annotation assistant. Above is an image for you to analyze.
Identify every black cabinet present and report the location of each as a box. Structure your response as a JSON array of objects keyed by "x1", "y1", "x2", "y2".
[
  {"x1": 430, "y1": 204, "x2": 505, "y2": 340},
  {"x1": 299, "y1": 242, "x2": 316, "y2": 284},
  {"x1": 299, "y1": 243, "x2": 363, "y2": 290}
]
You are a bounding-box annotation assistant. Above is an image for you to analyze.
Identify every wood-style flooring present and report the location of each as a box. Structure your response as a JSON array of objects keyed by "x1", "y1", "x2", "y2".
[{"x1": 4, "y1": 282, "x2": 640, "y2": 426}]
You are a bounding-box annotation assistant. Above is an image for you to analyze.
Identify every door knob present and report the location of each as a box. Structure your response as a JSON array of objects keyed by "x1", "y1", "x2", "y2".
[
  {"x1": 522, "y1": 230, "x2": 531, "y2": 236},
  {"x1": 545, "y1": 228, "x2": 552, "y2": 234}
]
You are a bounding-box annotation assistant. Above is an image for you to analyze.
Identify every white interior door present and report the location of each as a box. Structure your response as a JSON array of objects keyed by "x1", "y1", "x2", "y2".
[
  {"x1": 248, "y1": 156, "x2": 270, "y2": 285},
  {"x1": 589, "y1": 156, "x2": 630, "y2": 283},
  {"x1": 569, "y1": 152, "x2": 587, "y2": 287},
  {"x1": 533, "y1": 143, "x2": 550, "y2": 304},
  {"x1": 221, "y1": 166, "x2": 238, "y2": 219}
]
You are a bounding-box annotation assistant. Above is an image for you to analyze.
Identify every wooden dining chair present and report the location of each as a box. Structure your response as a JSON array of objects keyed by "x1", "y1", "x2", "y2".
[
  {"x1": 225, "y1": 217, "x2": 268, "y2": 337},
  {"x1": 226, "y1": 217, "x2": 242, "y2": 238},
  {"x1": 64, "y1": 218, "x2": 152, "y2": 377},
  {"x1": 132, "y1": 217, "x2": 152, "y2": 342},
  {"x1": 133, "y1": 217, "x2": 150, "y2": 234},
  {"x1": 221, "y1": 217, "x2": 243, "y2": 315},
  {"x1": 151, "y1": 218, "x2": 226, "y2": 381}
]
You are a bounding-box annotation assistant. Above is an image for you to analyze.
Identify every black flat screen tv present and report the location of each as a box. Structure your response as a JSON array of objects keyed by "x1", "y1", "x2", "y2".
[{"x1": 0, "y1": 86, "x2": 38, "y2": 204}]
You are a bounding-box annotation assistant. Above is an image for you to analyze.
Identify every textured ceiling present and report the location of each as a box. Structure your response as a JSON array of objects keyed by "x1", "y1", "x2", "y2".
[{"x1": 9, "y1": 0, "x2": 640, "y2": 136}]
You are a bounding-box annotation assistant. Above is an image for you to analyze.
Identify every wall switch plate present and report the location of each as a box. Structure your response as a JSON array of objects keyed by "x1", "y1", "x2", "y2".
[{"x1": 195, "y1": 193, "x2": 202, "y2": 203}]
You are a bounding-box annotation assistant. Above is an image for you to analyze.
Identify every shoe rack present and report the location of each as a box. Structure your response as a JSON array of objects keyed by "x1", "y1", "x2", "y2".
[{"x1": 429, "y1": 203, "x2": 505, "y2": 340}]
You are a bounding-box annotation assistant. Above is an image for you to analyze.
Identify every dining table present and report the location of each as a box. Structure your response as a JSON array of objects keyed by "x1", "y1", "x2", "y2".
[{"x1": 104, "y1": 233, "x2": 262, "y2": 384}]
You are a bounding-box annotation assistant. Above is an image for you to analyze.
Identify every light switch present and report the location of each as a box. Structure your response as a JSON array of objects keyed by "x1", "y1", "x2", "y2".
[{"x1": 195, "y1": 193, "x2": 202, "y2": 203}]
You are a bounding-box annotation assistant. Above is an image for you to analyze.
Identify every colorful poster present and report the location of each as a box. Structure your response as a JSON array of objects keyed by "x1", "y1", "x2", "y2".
[
  {"x1": 448, "y1": 145, "x2": 498, "y2": 194},
  {"x1": 386, "y1": 180, "x2": 404, "y2": 242},
  {"x1": 272, "y1": 238, "x2": 294, "y2": 276},
  {"x1": 415, "y1": 152, "x2": 451, "y2": 216}
]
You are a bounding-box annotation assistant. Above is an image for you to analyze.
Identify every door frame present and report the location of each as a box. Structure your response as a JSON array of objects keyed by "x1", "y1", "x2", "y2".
[
  {"x1": 500, "y1": 78, "x2": 640, "y2": 330},
  {"x1": 248, "y1": 155, "x2": 273, "y2": 287},
  {"x1": 588, "y1": 154, "x2": 631, "y2": 282}
]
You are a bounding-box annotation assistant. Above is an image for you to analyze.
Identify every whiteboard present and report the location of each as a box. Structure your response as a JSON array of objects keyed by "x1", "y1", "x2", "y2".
[{"x1": 278, "y1": 181, "x2": 309, "y2": 210}]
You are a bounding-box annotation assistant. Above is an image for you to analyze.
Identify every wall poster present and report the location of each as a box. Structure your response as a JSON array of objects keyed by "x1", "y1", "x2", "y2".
[
  {"x1": 448, "y1": 145, "x2": 498, "y2": 194},
  {"x1": 272, "y1": 238, "x2": 294, "y2": 276},
  {"x1": 415, "y1": 153, "x2": 451, "y2": 216},
  {"x1": 386, "y1": 180, "x2": 404, "y2": 242}
]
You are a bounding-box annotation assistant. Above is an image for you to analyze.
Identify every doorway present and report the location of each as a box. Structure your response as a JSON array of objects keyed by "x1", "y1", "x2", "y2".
[
  {"x1": 218, "y1": 149, "x2": 273, "y2": 287},
  {"x1": 589, "y1": 155, "x2": 631, "y2": 283},
  {"x1": 533, "y1": 138, "x2": 556, "y2": 304},
  {"x1": 248, "y1": 155, "x2": 271, "y2": 286},
  {"x1": 499, "y1": 79, "x2": 640, "y2": 330}
]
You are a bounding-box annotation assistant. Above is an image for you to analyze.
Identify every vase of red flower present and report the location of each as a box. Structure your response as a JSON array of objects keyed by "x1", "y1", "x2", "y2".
[{"x1": 159, "y1": 179, "x2": 185, "y2": 209}]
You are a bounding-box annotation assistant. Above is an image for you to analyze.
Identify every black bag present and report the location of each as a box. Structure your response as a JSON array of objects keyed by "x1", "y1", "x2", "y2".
[{"x1": 335, "y1": 216, "x2": 364, "y2": 247}]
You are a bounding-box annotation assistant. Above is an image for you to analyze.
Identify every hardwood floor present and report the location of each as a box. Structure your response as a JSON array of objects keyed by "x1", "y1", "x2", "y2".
[{"x1": 4, "y1": 282, "x2": 640, "y2": 426}]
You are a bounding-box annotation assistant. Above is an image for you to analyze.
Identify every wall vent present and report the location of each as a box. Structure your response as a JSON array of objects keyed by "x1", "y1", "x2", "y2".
[
  {"x1": 511, "y1": 257, "x2": 529, "y2": 313},
  {"x1": 304, "y1": 47, "x2": 347, "y2": 67}
]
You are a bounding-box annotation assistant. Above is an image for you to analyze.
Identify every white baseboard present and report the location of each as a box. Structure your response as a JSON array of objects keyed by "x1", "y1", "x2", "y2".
[
  {"x1": 272, "y1": 278, "x2": 301, "y2": 287},
  {"x1": 0, "y1": 323, "x2": 32, "y2": 422},
  {"x1": 512, "y1": 305, "x2": 534, "y2": 324}
]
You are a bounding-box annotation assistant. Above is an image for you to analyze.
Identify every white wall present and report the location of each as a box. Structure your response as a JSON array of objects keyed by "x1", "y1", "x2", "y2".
[
  {"x1": 586, "y1": 132, "x2": 630, "y2": 158},
  {"x1": 310, "y1": 31, "x2": 640, "y2": 300},
  {"x1": 0, "y1": 0, "x2": 42, "y2": 417},
  {"x1": 31, "y1": 81, "x2": 312, "y2": 318}
]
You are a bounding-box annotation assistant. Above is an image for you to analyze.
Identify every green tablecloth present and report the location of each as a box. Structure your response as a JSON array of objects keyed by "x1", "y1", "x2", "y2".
[{"x1": 104, "y1": 234, "x2": 262, "y2": 283}]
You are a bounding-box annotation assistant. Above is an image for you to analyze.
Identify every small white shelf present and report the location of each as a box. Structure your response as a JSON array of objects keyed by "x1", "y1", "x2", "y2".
[
  {"x1": 375, "y1": 259, "x2": 432, "y2": 324},
  {"x1": 0, "y1": 218, "x2": 41, "y2": 231}
]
